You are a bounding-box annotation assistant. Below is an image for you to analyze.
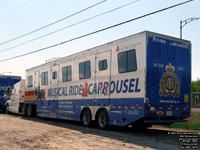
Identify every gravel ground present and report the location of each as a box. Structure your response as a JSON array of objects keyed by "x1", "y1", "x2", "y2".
[{"x1": 0, "y1": 113, "x2": 199, "y2": 150}]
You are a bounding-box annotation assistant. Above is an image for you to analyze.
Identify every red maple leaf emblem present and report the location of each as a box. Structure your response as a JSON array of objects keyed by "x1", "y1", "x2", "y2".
[{"x1": 82, "y1": 82, "x2": 89, "y2": 97}]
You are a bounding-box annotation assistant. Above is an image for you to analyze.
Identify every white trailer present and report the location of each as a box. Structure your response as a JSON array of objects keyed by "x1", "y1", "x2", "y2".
[{"x1": 22, "y1": 31, "x2": 191, "y2": 129}]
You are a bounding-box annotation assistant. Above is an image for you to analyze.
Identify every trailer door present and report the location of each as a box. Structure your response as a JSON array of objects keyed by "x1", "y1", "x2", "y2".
[
  {"x1": 34, "y1": 70, "x2": 40, "y2": 90},
  {"x1": 146, "y1": 35, "x2": 191, "y2": 120},
  {"x1": 50, "y1": 65, "x2": 59, "y2": 100},
  {"x1": 49, "y1": 64, "x2": 59, "y2": 118},
  {"x1": 95, "y1": 51, "x2": 111, "y2": 105}
]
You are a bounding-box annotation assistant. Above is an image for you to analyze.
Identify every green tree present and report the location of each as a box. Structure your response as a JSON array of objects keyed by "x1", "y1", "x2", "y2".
[{"x1": 191, "y1": 79, "x2": 200, "y2": 92}]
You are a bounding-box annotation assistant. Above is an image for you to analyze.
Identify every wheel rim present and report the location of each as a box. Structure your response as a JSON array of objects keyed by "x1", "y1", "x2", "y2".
[
  {"x1": 98, "y1": 113, "x2": 107, "y2": 128},
  {"x1": 83, "y1": 113, "x2": 90, "y2": 126}
]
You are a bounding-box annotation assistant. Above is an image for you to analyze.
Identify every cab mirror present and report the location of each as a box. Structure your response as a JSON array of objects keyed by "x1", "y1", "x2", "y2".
[{"x1": 4, "y1": 86, "x2": 13, "y2": 97}]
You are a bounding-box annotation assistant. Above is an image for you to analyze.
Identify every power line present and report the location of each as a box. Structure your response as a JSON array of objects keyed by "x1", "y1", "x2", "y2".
[
  {"x1": 0, "y1": 0, "x2": 33, "y2": 22},
  {"x1": 0, "y1": 0, "x2": 108, "y2": 46},
  {"x1": 0, "y1": 0, "x2": 141, "y2": 53},
  {"x1": 0, "y1": 0, "x2": 195, "y2": 63}
]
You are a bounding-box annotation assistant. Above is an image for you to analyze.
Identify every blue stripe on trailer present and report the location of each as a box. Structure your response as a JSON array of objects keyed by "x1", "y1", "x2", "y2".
[{"x1": 26, "y1": 96, "x2": 190, "y2": 126}]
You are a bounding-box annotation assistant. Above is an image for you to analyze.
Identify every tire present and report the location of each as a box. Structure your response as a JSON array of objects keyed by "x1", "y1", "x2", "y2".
[
  {"x1": 82, "y1": 109, "x2": 92, "y2": 127},
  {"x1": 27, "y1": 104, "x2": 34, "y2": 117},
  {"x1": 6, "y1": 104, "x2": 10, "y2": 114},
  {"x1": 97, "y1": 109, "x2": 109, "y2": 129},
  {"x1": 22, "y1": 104, "x2": 27, "y2": 117}
]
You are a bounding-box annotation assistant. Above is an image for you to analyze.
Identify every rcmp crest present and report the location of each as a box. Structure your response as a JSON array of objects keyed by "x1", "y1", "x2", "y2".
[{"x1": 159, "y1": 63, "x2": 180, "y2": 97}]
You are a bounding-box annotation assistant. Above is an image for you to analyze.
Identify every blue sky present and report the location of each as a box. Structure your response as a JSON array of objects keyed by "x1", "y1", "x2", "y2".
[{"x1": 0, "y1": 0, "x2": 199, "y2": 80}]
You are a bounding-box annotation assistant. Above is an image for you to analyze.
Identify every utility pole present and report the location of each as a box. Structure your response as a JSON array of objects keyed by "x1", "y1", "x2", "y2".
[{"x1": 180, "y1": 17, "x2": 200, "y2": 39}]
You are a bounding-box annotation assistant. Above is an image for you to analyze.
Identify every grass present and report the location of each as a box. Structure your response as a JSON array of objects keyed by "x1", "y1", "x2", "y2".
[
  {"x1": 167, "y1": 112, "x2": 200, "y2": 131},
  {"x1": 169, "y1": 122, "x2": 200, "y2": 131}
]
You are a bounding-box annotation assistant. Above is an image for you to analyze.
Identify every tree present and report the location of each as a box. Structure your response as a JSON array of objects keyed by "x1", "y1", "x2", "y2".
[{"x1": 191, "y1": 79, "x2": 200, "y2": 92}]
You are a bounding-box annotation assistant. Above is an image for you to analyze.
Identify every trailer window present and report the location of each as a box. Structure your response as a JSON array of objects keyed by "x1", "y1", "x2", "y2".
[
  {"x1": 99, "y1": 59, "x2": 107, "y2": 71},
  {"x1": 11, "y1": 88, "x2": 15, "y2": 95},
  {"x1": 27, "y1": 75, "x2": 33, "y2": 88},
  {"x1": 79, "y1": 61, "x2": 91, "y2": 79},
  {"x1": 118, "y1": 49, "x2": 137, "y2": 73},
  {"x1": 41, "y1": 71, "x2": 48, "y2": 85},
  {"x1": 62, "y1": 65, "x2": 72, "y2": 82},
  {"x1": 52, "y1": 71, "x2": 57, "y2": 80}
]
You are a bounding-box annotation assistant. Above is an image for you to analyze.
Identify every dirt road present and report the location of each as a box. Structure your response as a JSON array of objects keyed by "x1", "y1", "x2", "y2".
[{"x1": 0, "y1": 113, "x2": 199, "y2": 150}]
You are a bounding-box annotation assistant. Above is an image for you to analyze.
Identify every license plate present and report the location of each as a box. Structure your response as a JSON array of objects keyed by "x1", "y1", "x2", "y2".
[{"x1": 166, "y1": 111, "x2": 172, "y2": 116}]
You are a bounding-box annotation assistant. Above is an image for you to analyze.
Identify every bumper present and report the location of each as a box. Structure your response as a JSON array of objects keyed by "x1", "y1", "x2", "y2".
[{"x1": 144, "y1": 119, "x2": 187, "y2": 124}]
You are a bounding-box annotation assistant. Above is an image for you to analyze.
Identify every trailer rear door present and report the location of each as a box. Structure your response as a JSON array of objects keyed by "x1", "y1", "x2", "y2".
[{"x1": 146, "y1": 34, "x2": 191, "y2": 118}]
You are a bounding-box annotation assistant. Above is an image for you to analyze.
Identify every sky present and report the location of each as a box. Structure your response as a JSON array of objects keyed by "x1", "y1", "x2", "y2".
[{"x1": 0, "y1": 0, "x2": 199, "y2": 80}]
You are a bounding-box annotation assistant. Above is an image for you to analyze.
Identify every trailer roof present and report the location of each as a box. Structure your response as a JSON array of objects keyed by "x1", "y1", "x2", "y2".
[
  {"x1": 26, "y1": 30, "x2": 191, "y2": 71},
  {"x1": 0, "y1": 75, "x2": 21, "y2": 78}
]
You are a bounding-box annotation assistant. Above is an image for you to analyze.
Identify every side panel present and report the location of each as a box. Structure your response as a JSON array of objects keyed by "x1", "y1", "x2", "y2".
[
  {"x1": 108, "y1": 34, "x2": 146, "y2": 126},
  {"x1": 37, "y1": 66, "x2": 50, "y2": 117},
  {"x1": 49, "y1": 65, "x2": 59, "y2": 118},
  {"x1": 25, "y1": 32, "x2": 147, "y2": 126},
  {"x1": 94, "y1": 50, "x2": 111, "y2": 105}
]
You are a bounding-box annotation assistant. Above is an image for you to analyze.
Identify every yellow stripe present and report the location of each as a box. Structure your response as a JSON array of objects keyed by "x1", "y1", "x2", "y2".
[{"x1": 25, "y1": 95, "x2": 36, "y2": 101}]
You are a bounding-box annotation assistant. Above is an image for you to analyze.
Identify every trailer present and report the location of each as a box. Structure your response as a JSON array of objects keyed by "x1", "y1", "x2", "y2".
[
  {"x1": 21, "y1": 31, "x2": 191, "y2": 129},
  {"x1": 0, "y1": 75, "x2": 21, "y2": 111}
]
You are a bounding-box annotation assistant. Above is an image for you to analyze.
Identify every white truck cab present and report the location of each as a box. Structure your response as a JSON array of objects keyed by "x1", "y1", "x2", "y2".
[{"x1": 5, "y1": 79, "x2": 25, "y2": 114}]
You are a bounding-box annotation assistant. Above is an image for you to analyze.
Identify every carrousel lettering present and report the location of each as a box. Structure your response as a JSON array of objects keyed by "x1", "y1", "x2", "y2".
[{"x1": 48, "y1": 78, "x2": 141, "y2": 97}]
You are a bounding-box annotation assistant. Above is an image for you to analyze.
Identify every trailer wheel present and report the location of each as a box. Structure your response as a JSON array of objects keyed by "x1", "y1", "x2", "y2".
[
  {"x1": 27, "y1": 104, "x2": 34, "y2": 117},
  {"x1": 97, "y1": 109, "x2": 109, "y2": 129},
  {"x1": 22, "y1": 104, "x2": 27, "y2": 117},
  {"x1": 82, "y1": 109, "x2": 92, "y2": 127}
]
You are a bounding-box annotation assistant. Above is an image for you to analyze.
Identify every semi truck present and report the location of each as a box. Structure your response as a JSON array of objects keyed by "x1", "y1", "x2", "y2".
[
  {"x1": 0, "y1": 75, "x2": 21, "y2": 111},
  {"x1": 5, "y1": 80, "x2": 25, "y2": 114},
  {"x1": 6, "y1": 31, "x2": 191, "y2": 129}
]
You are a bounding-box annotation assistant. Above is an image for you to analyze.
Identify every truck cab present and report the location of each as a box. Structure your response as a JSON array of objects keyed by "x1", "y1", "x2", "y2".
[
  {"x1": 5, "y1": 80, "x2": 25, "y2": 114},
  {"x1": 0, "y1": 75, "x2": 21, "y2": 111}
]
